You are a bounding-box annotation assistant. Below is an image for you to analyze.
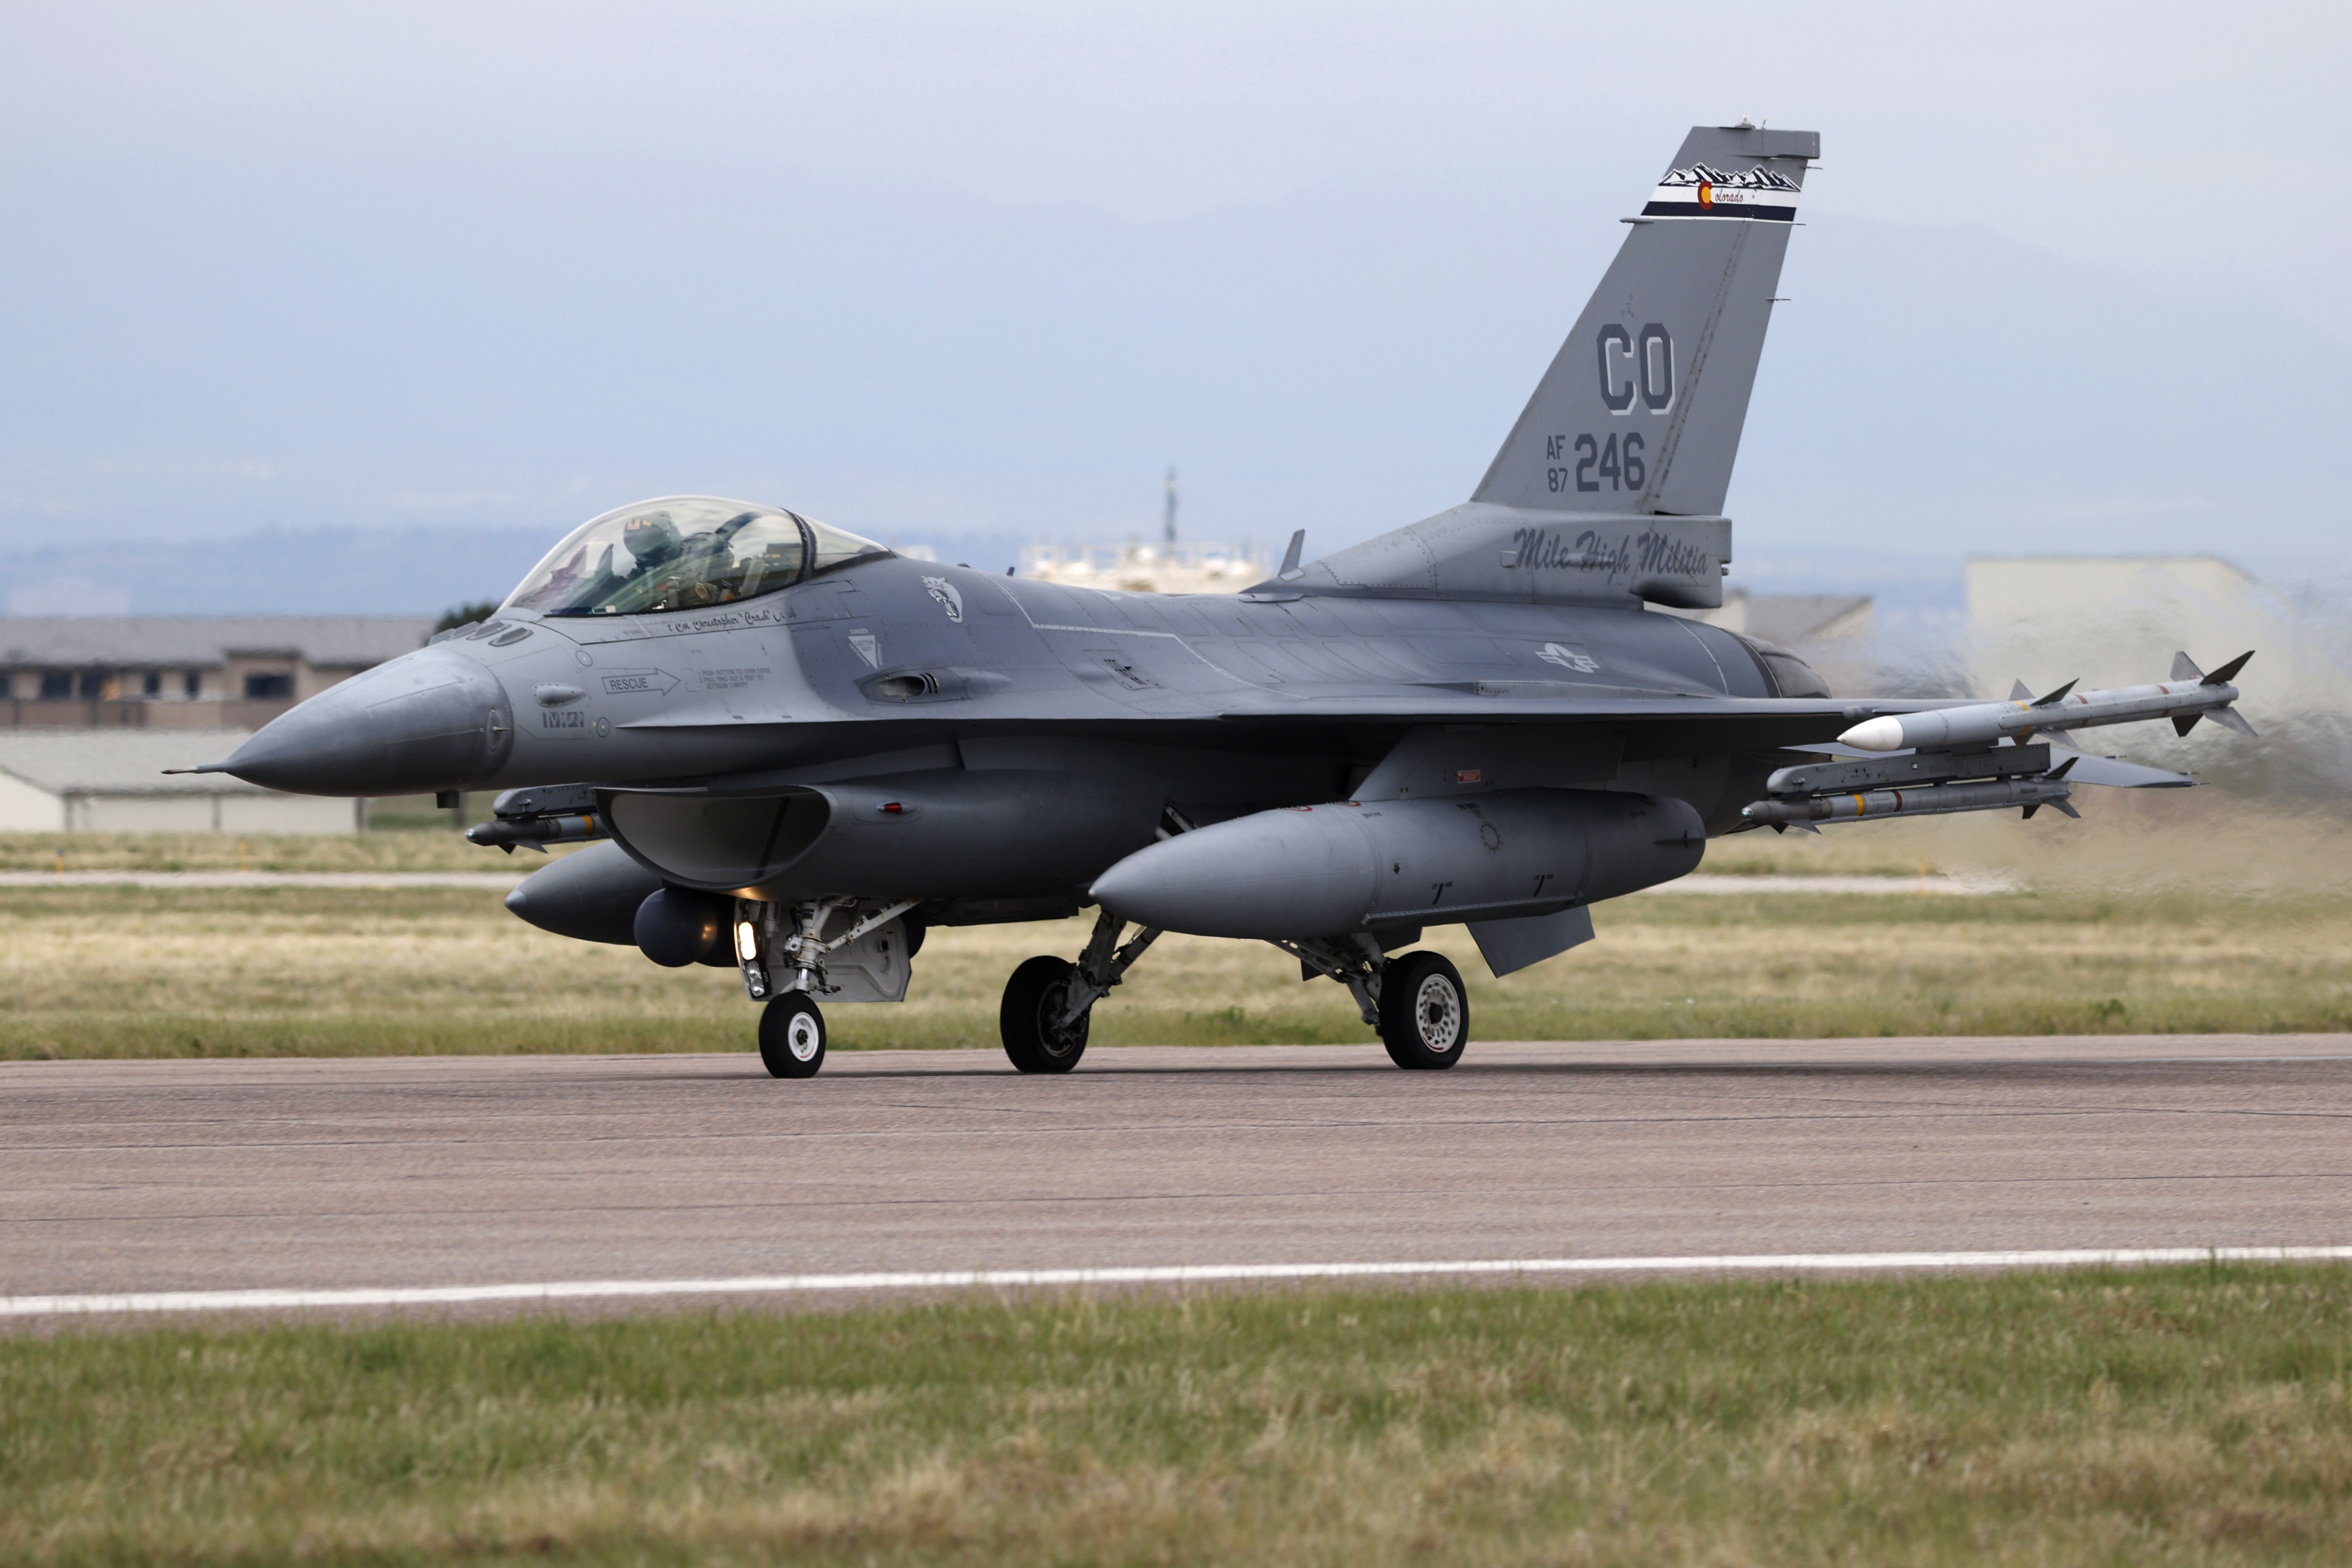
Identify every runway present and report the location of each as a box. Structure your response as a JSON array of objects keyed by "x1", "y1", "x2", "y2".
[{"x1": 5, "y1": 1037, "x2": 2349, "y2": 1318}]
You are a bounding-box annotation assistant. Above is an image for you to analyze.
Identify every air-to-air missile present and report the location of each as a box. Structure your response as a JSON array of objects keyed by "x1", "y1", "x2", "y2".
[
  {"x1": 1836, "y1": 652, "x2": 2255, "y2": 753},
  {"x1": 1740, "y1": 765, "x2": 2078, "y2": 827},
  {"x1": 1734, "y1": 652, "x2": 2251, "y2": 832}
]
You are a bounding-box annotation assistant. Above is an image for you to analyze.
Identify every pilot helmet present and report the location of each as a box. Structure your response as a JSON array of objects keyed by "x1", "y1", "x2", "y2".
[{"x1": 621, "y1": 510, "x2": 682, "y2": 565}]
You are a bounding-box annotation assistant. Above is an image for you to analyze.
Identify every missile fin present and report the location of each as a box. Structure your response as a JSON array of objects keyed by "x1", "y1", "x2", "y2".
[
  {"x1": 2043, "y1": 728, "x2": 2082, "y2": 750},
  {"x1": 2173, "y1": 714, "x2": 2201, "y2": 737},
  {"x1": 2049, "y1": 798, "x2": 2082, "y2": 819},
  {"x1": 2044, "y1": 755, "x2": 2079, "y2": 780},
  {"x1": 2021, "y1": 803, "x2": 2040, "y2": 819},
  {"x1": 2030, "y1": 679, "x2": 2079, "y2": 708},
  {"x1": 2171, "y1": 650, "x2": 2204, "y2": 682},
  {"x1": 2208, "y1": 705, "x2": 2258, "y2": 738},
  {"x1": 2009, "y1": 678, "x2": 2033, "y2": 701},
  {"x1": 2202, "y1": 650, "x2": 2255, "y2": 686},
  {"x1": 1791, "y1": 819, "x2": 1822, "y2": 835}
]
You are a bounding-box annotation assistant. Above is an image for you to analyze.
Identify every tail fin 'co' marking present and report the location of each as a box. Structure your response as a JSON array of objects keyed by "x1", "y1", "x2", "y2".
[{"x1": 1473, "y1": 122, "x2": 1819, "y2": 520}]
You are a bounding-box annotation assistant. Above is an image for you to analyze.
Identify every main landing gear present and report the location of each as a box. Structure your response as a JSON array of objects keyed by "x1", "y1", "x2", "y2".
[
  {"x1": 1000, "y1": 908, "x2": 1162, "y2": 1073},
  {"x1": 1270, "y1": 935, "x2": 1470, "y2": 1070},
  {"x1": 995, "y1": 912, "x2": 1473, "y2": 1073},
  {"x1": 1376, "y1": 950, "x2": 1469, "y2": 1070}
]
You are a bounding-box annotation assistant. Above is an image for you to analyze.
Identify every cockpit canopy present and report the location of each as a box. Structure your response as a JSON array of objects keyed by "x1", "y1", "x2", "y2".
[{"x1": 503, "y1": 495, "x2": 892, "y2": 617}]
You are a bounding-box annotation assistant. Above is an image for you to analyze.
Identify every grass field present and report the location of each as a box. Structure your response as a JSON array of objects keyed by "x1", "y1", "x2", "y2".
[
  {"x1": 3, "y1": 792, "x2": 2349, "y2": 1059},
  {"x1": 2, "y1": 877, "x2": 2348, "y2": 1060},
  {"x1": 5, "y1": 1265, "x2": 2349, "y2": 1565}
]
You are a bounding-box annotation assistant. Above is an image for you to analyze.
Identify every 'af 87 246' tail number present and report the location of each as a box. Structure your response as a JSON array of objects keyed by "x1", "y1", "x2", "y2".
[{"x1": 1545, "y1": 432, "x2": 1646, "y2": 494}]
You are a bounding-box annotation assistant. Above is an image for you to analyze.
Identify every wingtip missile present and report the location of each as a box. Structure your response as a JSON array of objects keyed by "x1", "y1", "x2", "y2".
[{"x1": 1836, "y1": 661, "x2": 2256, "y2": 754}]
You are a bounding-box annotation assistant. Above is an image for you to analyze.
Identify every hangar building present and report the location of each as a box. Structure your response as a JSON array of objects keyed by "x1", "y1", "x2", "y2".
[
  {"x1": 0, "y1": 730, "x2": 362, "y2": 833},
  {"x1": 0, "y1": 617, "x2": 432, "y2": 730}
]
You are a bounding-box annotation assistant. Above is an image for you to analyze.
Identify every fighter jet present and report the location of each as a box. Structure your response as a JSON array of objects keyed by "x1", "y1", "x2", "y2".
[{"x1": 191, "y1": 123, "x2": 2249, "y2": 1079}]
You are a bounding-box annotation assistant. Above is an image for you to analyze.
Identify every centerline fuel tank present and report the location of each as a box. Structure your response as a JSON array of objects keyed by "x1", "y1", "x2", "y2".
[{"x1": 1089, "y1": 789, "x2": 1703, "y2": 940}]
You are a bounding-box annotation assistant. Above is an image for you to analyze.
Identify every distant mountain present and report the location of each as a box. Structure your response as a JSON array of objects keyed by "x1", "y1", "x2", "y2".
[{"x1": 3, "y1": 142, "x2": 2341, "y2": 604}]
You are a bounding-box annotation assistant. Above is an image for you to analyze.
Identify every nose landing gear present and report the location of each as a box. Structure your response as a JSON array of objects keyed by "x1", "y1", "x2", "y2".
[{"x1": 759, "y1": 992, "x2": 827, "y2": 1078}]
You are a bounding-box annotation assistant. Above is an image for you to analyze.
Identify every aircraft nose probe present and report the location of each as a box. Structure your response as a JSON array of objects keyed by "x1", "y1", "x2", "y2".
[{"x1": 168, "y1": 645, "x2": 515, "y2": 796}]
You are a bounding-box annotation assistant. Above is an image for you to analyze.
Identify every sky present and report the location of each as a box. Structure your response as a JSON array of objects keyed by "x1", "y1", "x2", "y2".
[{"x1": 0, "y1": 0, "x2": 2344, "y2": 613}]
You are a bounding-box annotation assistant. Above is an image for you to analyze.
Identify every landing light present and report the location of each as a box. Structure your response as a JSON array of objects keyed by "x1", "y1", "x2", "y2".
[{"x1": 735, "y1": 921, "x2": 758, "y2": 962}]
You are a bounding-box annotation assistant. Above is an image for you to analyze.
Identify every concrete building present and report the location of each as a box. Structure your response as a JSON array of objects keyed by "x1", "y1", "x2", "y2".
[
  {"x1": 1966, "y1": 555, "x2": 2352, "y2": 787},
  {"x1": 0, "y1": 730, "x2": 362, "y2": 833},
  {"x1": 0, "y1": 617, "x2": 432, "y2": 730},
  {"x1": 1968, "y1": 557, "x2": 2271, "y2": 693},
  {"x1": 1020, "y1": 541, "x2": 1274, "y2": 594}
]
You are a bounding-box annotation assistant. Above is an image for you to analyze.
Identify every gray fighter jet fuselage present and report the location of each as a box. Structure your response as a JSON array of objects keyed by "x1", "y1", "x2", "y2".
[{"x1": 201, "y1": 122, "x2": 2247, "y2": 1078}]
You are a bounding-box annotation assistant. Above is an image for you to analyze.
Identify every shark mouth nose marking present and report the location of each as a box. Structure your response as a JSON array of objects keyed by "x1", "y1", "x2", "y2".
[{"x1": 214, "y1": 647, "x2": 514, "y2": 796}]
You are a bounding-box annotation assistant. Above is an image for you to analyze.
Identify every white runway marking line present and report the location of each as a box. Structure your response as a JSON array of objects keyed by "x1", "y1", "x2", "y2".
[{"x1": 10, "y1": 1247, "x2": 2351, "y2": 1317}]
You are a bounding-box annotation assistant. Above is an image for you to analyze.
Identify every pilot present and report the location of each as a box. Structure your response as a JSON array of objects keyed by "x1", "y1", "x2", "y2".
[{"x1": 621, "y1": 510, "x2": 683, "y2": 570}]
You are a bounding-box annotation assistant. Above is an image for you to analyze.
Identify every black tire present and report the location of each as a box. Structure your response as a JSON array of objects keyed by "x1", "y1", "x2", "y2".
[
  {"x1": 758, "y1": 992, "x2": 827, "y2": 1078},
  {"x1": 1378, "y1": 951, "x2": 1469, "y2": 1070},
  {"x1": 1000, "y1": 955, "x2": 1090, "y2": 1073}
]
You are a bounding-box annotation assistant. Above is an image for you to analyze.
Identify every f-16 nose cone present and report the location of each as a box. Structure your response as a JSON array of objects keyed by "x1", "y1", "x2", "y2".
[{"x1": 219, "y1": 647, "x2": 514, "y2": 796}]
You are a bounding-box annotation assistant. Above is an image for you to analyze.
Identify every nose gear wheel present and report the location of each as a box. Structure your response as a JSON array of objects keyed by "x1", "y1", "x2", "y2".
[{"x1": 759, "y1": 993, "x2": 828, "y2": 1078}]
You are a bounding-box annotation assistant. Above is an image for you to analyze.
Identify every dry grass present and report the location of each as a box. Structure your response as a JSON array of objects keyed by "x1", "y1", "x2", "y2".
[
  {"x1": 2, "y1": 861, "x2": 2349, "y2": 1060},
  {"x1": 0, "y1": 825, "x2": 540, "y2": 874},
  {"x1": 4, "y1": 790, "x2": 2347, "y2": 1058},
  {"x1": 4, "y1": 1266, "x2": 2350, "y2": 1565}
]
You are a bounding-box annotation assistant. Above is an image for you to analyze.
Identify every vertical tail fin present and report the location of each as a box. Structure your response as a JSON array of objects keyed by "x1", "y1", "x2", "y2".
[{"x1": 1473, "y1": 123, "x2": 1817, "y2": 517}]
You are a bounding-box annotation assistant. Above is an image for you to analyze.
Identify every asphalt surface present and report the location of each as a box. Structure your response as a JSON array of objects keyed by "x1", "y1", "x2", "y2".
[
  {"x1": 0, "y1": 870, "x2": 2005, "y2": 893},
  {"x1": 6, "y1": 1037, "x2": 2348, "y2": 1311}
]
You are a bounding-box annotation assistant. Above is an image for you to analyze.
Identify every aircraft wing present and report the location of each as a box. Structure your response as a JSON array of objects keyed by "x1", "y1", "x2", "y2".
[
  {"x1": 1213, "y1": 691, "x2": 1936, "y2": 752},
  {"x1": 1784, "y1": 741, "x2": 2193, "y2": 789}
]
